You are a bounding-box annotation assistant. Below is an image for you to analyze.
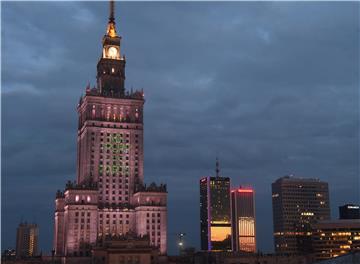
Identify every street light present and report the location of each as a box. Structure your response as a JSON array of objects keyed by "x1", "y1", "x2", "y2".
[{"x1": 177, "y1": 232, "x2": 186, "y2": 255}]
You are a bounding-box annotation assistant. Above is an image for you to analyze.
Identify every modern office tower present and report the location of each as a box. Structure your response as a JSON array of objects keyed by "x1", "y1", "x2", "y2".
[
  {"x1": 53, "y1": 1, "x2": 167, "y2": 257},
  {"x1": 231, "y1": 187, "x2": 256, "y2": 252},
  {"x1": 271, "y1": 176, "x2": 330, "y2": 255},
  {"x1": 312, "y1": 219, "x2": 360, "y2": 261},
  {"x1": 200, "y1": 158, "x2": 231, "y2": 251},
  {"x1": 339, "y1": 204, "x2": 360, "y2": 219},
  {"x1": 16, "y1": 222, "x2": 38, "y2": 258}
]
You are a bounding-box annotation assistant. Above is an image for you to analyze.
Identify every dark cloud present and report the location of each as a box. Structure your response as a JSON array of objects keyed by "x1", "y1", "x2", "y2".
[{"x1": 2, "y1": 1, "x2": 359, "y2": 255}]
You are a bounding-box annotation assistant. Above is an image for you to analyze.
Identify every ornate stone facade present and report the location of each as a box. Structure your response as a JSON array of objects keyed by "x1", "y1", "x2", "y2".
[
  {"x1": 92, "y1": 233, "x2": 159, "y2": 264},
  {"x1": 53, "y1": 2, "x2": 167, "y2": 257}
]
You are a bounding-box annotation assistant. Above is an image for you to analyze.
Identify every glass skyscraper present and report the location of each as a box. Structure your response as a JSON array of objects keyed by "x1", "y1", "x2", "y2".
[{"x1": 200, "y1": 160, "x2": 231, "y2": 251}]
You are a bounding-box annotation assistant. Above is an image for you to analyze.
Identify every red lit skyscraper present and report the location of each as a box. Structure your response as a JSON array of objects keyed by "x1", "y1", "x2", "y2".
[
  {"x1": 231, "y1": 187, "x2": 256, "y2": 252},
  {"x1": 200, "y1": 158, "x2": 231, "y2": 251},
  {"x1": 53, "y1": 1, "x2": 167, "y2": 257}
]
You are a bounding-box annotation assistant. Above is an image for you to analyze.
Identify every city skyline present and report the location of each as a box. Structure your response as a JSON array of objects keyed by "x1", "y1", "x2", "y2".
[{"x1": 2, "y1": 1, "x2": 359, "y2": 255}]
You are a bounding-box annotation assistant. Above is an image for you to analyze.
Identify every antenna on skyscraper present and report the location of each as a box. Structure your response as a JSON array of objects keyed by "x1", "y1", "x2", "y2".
[{"x1": 216, "y1": 156, "x2": 220, "y2": 178}]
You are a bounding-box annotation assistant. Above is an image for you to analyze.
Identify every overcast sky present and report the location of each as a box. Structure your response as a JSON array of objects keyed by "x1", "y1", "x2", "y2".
[{"x1": 2, "y1": 1, "x2": 359, "y2": 255}]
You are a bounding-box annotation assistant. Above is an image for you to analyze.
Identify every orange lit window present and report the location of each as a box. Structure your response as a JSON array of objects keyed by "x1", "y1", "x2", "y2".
[{"x1": 210, "y1": 226, "x2": 231, "y2": 242}]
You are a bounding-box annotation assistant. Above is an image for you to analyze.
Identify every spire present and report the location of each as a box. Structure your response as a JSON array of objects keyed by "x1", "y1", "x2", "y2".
[
  {"x1": 109, "y1": 0, "x2": 115, "y2": 23},
  {"x1": 215, "y1": 156, "x2": 220, "y2": 177},
  {"x1": 106, "y1": 0, "x2": 117, "y2": 37}
]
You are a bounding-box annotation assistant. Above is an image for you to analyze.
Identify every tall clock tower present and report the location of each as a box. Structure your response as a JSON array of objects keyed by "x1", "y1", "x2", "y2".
[
  {"x1": 97, "y1": 0, "x2": 126, "y2": 97},
  {"x1": 53, "y1": 1, "x2": 168, "y2": 258}
]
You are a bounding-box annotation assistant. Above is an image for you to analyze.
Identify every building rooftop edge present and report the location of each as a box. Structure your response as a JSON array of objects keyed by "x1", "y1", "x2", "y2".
[
  {"x1": 273, "y1": 175, "x2": 325, "y2": 183},
  {"x1": 200, "y1": 176, "x2": 231, "y2": 181}
]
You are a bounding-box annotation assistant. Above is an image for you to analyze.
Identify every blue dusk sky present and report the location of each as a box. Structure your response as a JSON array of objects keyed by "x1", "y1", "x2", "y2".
[{"x1": 2, "y1": 1, "x2": 359, "y2": 255}]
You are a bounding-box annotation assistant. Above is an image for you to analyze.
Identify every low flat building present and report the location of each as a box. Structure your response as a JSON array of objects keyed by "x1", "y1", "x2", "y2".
[
  {"x1": 312, "y1": 219, "x2": 360, "y2": 261},
  {"x1": 312, "y1": 251, "x2": 360, "y2": 264}
]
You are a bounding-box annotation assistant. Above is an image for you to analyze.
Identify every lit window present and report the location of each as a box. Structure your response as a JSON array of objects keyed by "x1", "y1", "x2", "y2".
[
  {"x1": 87, "y1": 196, "x2": 91, "y2": 202},
  {"x1": 92, "y1": 105, "x2": 96, "y2": 118},
  {"x1": 75, "y1": 195, "x2": 79, "y2": 202}
]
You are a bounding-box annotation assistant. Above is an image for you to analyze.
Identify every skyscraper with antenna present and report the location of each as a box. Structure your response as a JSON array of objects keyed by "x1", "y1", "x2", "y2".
[{"x1": 199, "y1": 158, "x2": 231, "y2": 251}]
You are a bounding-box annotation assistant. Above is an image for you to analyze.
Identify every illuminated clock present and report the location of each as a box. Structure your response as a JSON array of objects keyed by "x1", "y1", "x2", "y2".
[{"x1": 108, "y1": 46, "x2": 118, "y2": 58}]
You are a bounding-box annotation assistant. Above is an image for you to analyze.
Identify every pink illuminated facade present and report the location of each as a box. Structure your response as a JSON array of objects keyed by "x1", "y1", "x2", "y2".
[{"x1": 53, "y1": 2, "x2": 167, "y2": 257}]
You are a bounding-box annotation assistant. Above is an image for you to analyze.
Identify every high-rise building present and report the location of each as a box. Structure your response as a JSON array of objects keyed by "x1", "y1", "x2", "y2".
[
  {"x1": 53, "y1": 1, "x2": 167, "y2": 257},
  {"x1": 16, "y1": 222, "x2": 38, "y2": 258},
  {"x1": 200, "y1": 158, "x2": 231, "y2": 251},
  {"x1": 339, "y1": 204, "x2": 360, "y2": 219},
  {"x1": 312, "y1": 219, "x2": 360, "y2": 261},
  {"x1": 271, "y1": 176, "x2": 330, "y2": 255},
  {"x1": 231, "y1": 187, "x2": 256, "y2": 252}
]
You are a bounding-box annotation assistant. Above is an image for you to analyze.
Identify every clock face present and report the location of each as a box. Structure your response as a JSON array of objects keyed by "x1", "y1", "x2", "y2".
[{"x1": 108, "y1": 47, "x2": 118, "y2": 58}]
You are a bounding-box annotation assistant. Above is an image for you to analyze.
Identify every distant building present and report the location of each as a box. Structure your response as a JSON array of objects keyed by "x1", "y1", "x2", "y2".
[
  {"x1": 271, "y1": 176, "x2": 330, "y2": 255},
  {"x1": 16, "y1": 222, "x2": 38, "y2": 258},
  {"x1": 312, "y1": 219, "x2": 360, "y2": 261},
  {"x1": 231, "y1": 187, "x2": 256, "y2": 252},
  {"x1": 200, "y1": 158, "x2": 231, "y2": 251},
  {"x1": 339, "y1": 204, "x2": 360, "y2": 219}
]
